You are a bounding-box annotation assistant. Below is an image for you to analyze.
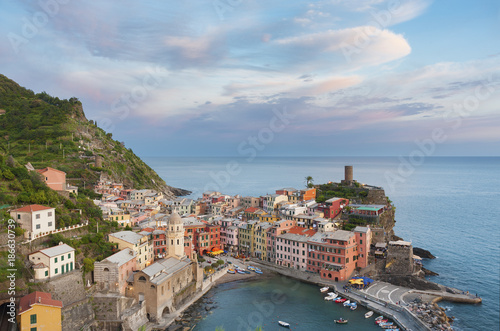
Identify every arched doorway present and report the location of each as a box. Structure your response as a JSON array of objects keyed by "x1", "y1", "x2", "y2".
[{"x1": 162, "y1": 306, "x2": 170, "y2": 315}]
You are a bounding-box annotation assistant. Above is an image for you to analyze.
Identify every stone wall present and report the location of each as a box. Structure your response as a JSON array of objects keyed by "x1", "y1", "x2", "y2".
[
  {"x1": 46, "y1": 269, "x2": 87, "y2": 305},
  {"x1": 62, "y1": 298, "x2": 95, "y2": 331},
  {"x1": 173, "y1": 281, "x2": 197, "y2": 309},
  {"x1": 366, "y1": 189, "x2": 387, "y2": 204}
]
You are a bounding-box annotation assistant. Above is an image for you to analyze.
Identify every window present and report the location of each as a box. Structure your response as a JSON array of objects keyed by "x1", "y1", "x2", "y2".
[
  {"x1": 48, "y1": 211, "x2": 52, "y2": 217},
  {"x1": 55, "y1": 268, "x2": 58, "y2": 274},
  {"x1": 17, "y1": 214, "x2": 21, "y2": 220},
  {"x1": 48, "y1": 222, "x2": 52, "y2": 227},
  {"x1": 31, "y1": 327, "x2": 37, "y2": 331},
  {"x1": 36, "y1": 214, "x2": 40, "y2": 219},
  {"x1": 360, "y1": 239, "x2": 363, "y2": 244},
  {"x1": 55, "y1": 257, "x2": 58, "y2": 263},
  {"x1": 68, "y1": 253, "x2": 71, "y2": 259}
]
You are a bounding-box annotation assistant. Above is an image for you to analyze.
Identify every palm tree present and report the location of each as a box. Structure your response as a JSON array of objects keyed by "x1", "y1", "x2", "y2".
[{"x1": 305, "y1": 176, "x2": 314, "y2": 187}]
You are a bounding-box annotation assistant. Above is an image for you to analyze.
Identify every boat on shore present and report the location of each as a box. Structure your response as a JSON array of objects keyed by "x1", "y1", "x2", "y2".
[
  {"x1": 254, "y1": 269, "x2": 263, "y2": 274},
  {"x1": 334, "y1": 318, "x2": 348, "y2": 324},
  {"x1": 320, "y1": 286, "x2": 329, "y2": 293},
  {"x1": 278, "y1": 320, "x2": 290, "y2": 328},
  {"x1": 236, "y1": 269, "x2": 246, "y2": 274},
  {"x1": 365, "y1": 311, "x2": 374, "y2": 318},
  {"x1": 227, "y1": 269, "x2": 235, "y2": 274}
]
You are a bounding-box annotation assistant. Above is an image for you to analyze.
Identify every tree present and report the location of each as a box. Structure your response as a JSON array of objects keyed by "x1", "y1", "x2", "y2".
[
  {"x1": 83, "y1": 258, "x2": 95, "y2": 273},
  {"x1": 217, "y1": 259, "x2": 224, "y2": 265},
  {"x1": 305, "y1": 176, "x2": 314, "y2": 187},
  {"x1": 3, "y1": 169, "x2": 15, "y2": 180}
]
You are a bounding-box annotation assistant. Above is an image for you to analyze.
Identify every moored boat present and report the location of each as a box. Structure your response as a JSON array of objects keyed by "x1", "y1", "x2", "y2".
[
  {"x1": 335, "y1": 298, "x2": 347, "y2": 303},
  {"x1": 349, "y1": 303, "x2": 357, "y2": 310},
  {"x1": 334, "y1": 318, "x2": 348, "y2": 324},
  {"x1": 379, "y1": 322, "x2": 394, "y2": 327},
  {"x1": 342, "y1": 300, "x2": 351, "y2": 306},
  {"x1": 278, "y1": 321, "x2": 290, "y2": 328},
  {"x1": 376, "y1": 319, "x2": 388, "y2": 324},
  {"x1": 320, "y1": 286, "x2": 329, "y2": 293},
  {"x1": 365, "y1": 311, "x2": 374, "y2": 318},
  {"x1": 375, "y1": 316, "x2": 384, "y2": 321}
]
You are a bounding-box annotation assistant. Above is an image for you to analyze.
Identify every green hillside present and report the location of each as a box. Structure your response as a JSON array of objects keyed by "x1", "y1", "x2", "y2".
[{"x1": 0, "y1": 74, "x2": 187, "y2": 197}]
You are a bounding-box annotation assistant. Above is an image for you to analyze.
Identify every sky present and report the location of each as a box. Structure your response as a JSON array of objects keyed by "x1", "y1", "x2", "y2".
[{"x1": 0, "y1": 0, "x2": 499, "y2": 157}]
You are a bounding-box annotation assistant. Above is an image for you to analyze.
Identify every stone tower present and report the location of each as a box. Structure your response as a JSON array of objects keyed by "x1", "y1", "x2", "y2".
[
  {"x1": 342, "y1": 165, "x2": 353, "y2": 185},
  {"x1": 167, "y1": 213, "x2": 185, "y2": 259}
]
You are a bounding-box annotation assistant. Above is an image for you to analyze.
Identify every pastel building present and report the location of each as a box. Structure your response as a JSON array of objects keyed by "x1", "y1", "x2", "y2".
[
  {"x1": 307, "y1": 230, "x2": 357, "y2": 282},
  {"x1": 94, "y1": 248, "x2": 137, "y2": 295},
  {"x1": 28, "y1": 243, "x2": 75, "y2": 280},
  {"x1": 36, "y1": 167, "x2": 66, "y2": 191},
  {"x1": 18, "y1": 291, "x2": 62, "y2": 331},
  {"x1": 317, "y1": 197, "x2": 349, "y2": 219},
  {"x1": 266, "y1": 219, "x2": 297, "y2": 262},
  {"x1": 354, "y1": 226, "x2": 372, "y2": 269},
  {"x1": 10, "y1": 204, "x2": 56, "y2": 236},
  {"x1": 275, "y1": 226, "x2": 316, "y2": 270},
  {"x1": 108, "y1": 231, "x2": 153, "y2": 270}
]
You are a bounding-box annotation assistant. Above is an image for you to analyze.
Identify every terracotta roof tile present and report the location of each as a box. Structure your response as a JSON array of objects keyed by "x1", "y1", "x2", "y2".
[
  {"x1": 11, "y1": 204, "x2": 54, "y2": 213},
  {"x1": 18, "y1": 291, "x2": 62, "y2": 315}
]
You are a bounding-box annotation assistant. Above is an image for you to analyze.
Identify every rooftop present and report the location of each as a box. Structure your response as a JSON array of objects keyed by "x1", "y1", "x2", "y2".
[
  {"x1": 31, "y1": 243, "x2": 74, "y2": 258},
  {"x1": 18, "y1": 291, "x2": 63, "y2": 315},
  {"x1": 109, "y1": 231, "x2": 145, "y2": 245},
  {"x1": 103, "y1": 248, "x2": 137, "y2": 267},
  {"x1": 11, "y1": 204, "x2": 54, "y2": 213}
]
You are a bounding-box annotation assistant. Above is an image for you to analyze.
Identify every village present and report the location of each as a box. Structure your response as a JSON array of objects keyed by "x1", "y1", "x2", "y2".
[{"x1": 9, "y1": 166, "x2": 460, "y2": 331}]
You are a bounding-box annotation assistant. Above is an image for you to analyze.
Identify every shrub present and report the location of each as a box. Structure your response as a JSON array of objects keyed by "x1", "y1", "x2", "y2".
[{"x1": 217, "y1": 259, "x2": 224, "y2": 265}]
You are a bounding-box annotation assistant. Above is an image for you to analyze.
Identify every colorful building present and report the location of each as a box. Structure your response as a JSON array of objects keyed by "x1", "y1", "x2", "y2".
[
  {"x1": 18, "y1": 291, "x2": 62, "y2": 331},
  {"x1": 317, "y1": 197, "x2": 349, "y2": 219},
  {"x1": 307, "y1": 230, "x2": 358, "y2": 282},
  {"x1": 108, "y1": 231, "x2": 153, "y2": 269},
  {"x1": 275, "y1": 226, "x2": 316, "y2": 270},
  {"x1": 94, "y1": 248, "x2": 137, "y2": 295}
]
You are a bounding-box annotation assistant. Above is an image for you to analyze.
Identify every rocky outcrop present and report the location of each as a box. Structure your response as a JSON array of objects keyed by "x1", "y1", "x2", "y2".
[
  {"x1": 408, "y1": 301, "x2": 454, "y2": 331},
  {"x1": 413, "y1": 247, "x2": 436, "y2": 259}
]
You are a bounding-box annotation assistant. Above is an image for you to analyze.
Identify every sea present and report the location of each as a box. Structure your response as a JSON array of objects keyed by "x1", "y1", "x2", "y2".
[{"x1": 143, "y1": 156, "x2": 500, "y2": 331}]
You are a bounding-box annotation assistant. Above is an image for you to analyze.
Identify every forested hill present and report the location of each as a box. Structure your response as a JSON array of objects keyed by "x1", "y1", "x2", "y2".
[{"x1": 0, "y1": 74, "x2": 188, "y2": 197}]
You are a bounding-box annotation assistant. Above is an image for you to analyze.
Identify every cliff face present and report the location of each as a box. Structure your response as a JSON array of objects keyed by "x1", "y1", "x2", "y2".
[{"x1": 0, "y1": 74, "x2": 188, "y2": 197}]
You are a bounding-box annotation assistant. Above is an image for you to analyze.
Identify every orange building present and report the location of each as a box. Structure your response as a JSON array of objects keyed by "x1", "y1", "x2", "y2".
[
  {"x1": 300, "y1": 188, "x2": 316, "y2": 201},
  {"x1": 18, "y1": 291, "x2": 62, "y2": 331},
  {"x1": 307, "y1": 230, "x2": 357, "y2": 282},
  {"x1": 36, "y1": 167, "x2": 66, "y2": 191}
]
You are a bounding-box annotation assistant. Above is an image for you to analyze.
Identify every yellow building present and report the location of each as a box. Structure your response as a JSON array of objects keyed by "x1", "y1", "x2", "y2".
[
  {"x1": 108, "y1": 231, "x2": 153, "y2": 269},
  {"x1": 253, "y1": 222, "x2": 272, "y2": 260},
  {"x1": 18, "y1": 291, "x2": 62, "y2": 331},
  {"x1": 258, "y1": 213, "x2": 280, "y2": 223}
]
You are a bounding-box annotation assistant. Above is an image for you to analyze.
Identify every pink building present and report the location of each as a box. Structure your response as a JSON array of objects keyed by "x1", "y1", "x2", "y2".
[
  {"x1": 266, "y1": 219, "x2": 297, "y2": 262},
  {"x1": 354, "y1": 226, "x2": 372, "y2": 269},
  {"x1": 36, "y1": 167, "x2": 66, "y2": 191},
  {"x1": 275, "y1": 226, "x2": 316, "y2": 270},
  {"x1": 94, "y1": 248, "x2": 137, "y2": 295}
]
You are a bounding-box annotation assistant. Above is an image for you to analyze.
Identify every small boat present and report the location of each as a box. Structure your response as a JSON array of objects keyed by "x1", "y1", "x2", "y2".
[
  {"x1": 342, "y1": 300, "x2": 351, "y2": 306},
  {"x1": 335, "y1": 298, "x2": 347, "y2": 303},
  {"x1": 247, "y1": 266, "x2": 255, "y2": 271},
  {"x1": 236, "y1": 269, "x2": 246, "y2": 274},
  {"x1": 375, "y1": 319, "x2": 388, "y2": 324},
  {"x1": 365, "y1": 311, "x2": 374, "y2": 318},
  {"x1": 350, "y1": 305, "x2": 357, "y2": 311},
  {"x1": 375, "y1": 316, "x2": 384, "y2": 321},
  {"x1": 325, "y1": 295, "x2": 336, "y2": 301},
  {"x1": 243, "y1": 270, "x2": 251, "y2": 274},
  {"x1": 320, "y1": 287, "x2": 329, "y2": 293},
  {"x1": 334, "y1": 318, "x2": 348, "y2": 324},
  {"x1": 381, "y1": 325, "x2": 397, "y2": 329},
  {"x1": 379, "y1": 322, "x2": 394, "y2": 327},
  {"x1": 255, "y1": 269, "x2": 263, "y2": 274},
  {"x1": 278, "y1": 321, "x2": 290, "y2": 328},
  {"x1": 233, "y1": 265, "x2": 239, "y2": 269},
  {"x1": 227, "y1": 269, "x2": 235, "y2": 274}
]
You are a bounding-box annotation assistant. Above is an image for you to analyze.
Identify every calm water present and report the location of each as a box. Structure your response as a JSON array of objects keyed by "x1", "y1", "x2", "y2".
[
  {"x1": 144, "y1": 156, "x2": 500, "y2": 331},
  {"x1": 192, "y1": 277, "x2": 381, "y2": 331}
]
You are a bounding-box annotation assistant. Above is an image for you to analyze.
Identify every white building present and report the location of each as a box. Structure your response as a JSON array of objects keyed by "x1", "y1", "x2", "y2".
[
  {"x1": 10, "y1": 204, "x2": 56, "y2": 236},
  {"x1": 28, "y1": 243, "x2": 75, "y2": 280}
]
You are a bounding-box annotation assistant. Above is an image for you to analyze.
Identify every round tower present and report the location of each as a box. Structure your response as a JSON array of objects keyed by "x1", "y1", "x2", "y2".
[
  {"x1": 167, "y1": 213, "x2": 185, "y2": 259},
  {"x1": 344, "y1": 165, "x2": 353, "y2": 185}
]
